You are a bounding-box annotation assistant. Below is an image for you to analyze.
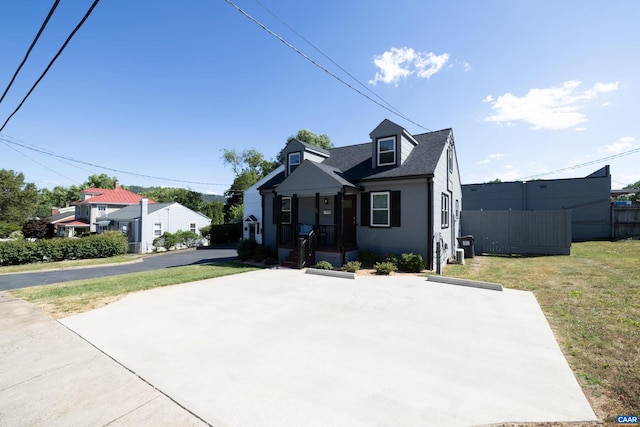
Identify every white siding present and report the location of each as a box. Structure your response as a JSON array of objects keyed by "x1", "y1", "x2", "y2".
[{"x1": 243, "y1": 166, "x2": 284, "y2": 243}]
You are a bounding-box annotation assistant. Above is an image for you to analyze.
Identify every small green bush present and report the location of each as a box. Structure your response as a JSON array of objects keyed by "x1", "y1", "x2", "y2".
[
  {"x1": 314, "y1": 260, "x2": 333, "y2": 270},
  {"x1": 264, "y1": 256, "x2": 278, "y2": 266},
  {"x1": 253, "y1": 244, "x2": 271, "y2": 262},
  {"x1": 399, "y1": 253, "x2": 425, "y2": 273},
  {"x1": 341, "y1": 260, "x2": 362, "y2": 273},
  {"x1": 237, "y1": 238, "x2": 258, "y2": 261},
  {"x1": 374, "y1": 261, "x2": 397, "y2": 275},
  {"x1": 379, "y1": 253, "x2": 398, "y2": 265},
  {"x1": 357, "y1": 249, "x2": 378, "y2": 267},
  {"x1": 208, "y1": 223, "x2": 242, "y2": 244}
]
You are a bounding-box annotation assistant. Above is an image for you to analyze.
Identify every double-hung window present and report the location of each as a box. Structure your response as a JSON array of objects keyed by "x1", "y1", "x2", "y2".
[
  {"x1": 377, "y1": 137, "x2": 396, "y2": 166},
  {"x1": 288, "y1": 152, "x2": 301, "y2": 175},
  {"x1": 98, "y1": 205, "x2": 107, "y2": 217},
  {"x1": 441, "y1": 193, "x2": 450, "y2": 228},
  {"x1": 189, "y1": 222, "x2": 197, "y2": 233},
  {"x1": 371, "y1": 192, "x2": 390, "y2": 227},
  {"x1": 281, "y1": 197, "x2": 292, "y2": 224},
  {"x1": 153, "y1": 222, "x2": 163, "y2": 237}
]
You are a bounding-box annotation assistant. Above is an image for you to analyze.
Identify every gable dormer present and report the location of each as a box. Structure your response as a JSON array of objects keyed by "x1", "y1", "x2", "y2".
[
  {"x1": 282, "y1": 138, "x2": 330, "y2": 177},
  {"x1": 369, "y1": 119, "x2": 419, "y2": 168}
]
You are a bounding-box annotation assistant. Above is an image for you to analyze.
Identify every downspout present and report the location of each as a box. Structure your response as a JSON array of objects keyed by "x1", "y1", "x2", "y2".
[{"x1": 427, "y1": 178, "x2": 434, "y2": 270}]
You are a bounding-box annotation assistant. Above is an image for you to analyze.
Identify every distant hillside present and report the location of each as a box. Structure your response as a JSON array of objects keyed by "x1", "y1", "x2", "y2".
[{"x1": 128, "y1": 186, "x2": 226, "y2": 203}]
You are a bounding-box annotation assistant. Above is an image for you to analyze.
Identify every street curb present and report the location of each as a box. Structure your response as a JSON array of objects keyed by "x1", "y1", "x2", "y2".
[
  {"x1": 427, "y1": 275, "x2": 503, "y2": 291},
  {"x1": 305, "y1": 268, "x2": 356, "y2": 280},
  {"x1": 0, "y1": 257, "x2": 143, "y2": 276}
]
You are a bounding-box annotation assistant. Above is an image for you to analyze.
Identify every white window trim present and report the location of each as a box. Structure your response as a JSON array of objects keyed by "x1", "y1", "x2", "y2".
[
  {"x1": 377, "y1": 136, "x2": 396, "y2": 166},
  {"x1": 370, "y1": 191, "x2": 390, "y2": 227},
  {"x1": 441, "y1": 194, "x2": 450, "y2": 228},
  {"x1": 281, "y1": 196, "x2": 292, "y2": 224},
  {"x1": 288, "y1": 152, "x2": 301, "y2": 175},
  {"x1": 153, "y1": 222, "x2": 163, "y2": 237},
  {"x1": 189, "y1": 222, "x2": 197, "y2": 233},
  {"x1": 97, "y1": 204, "x2": 107, "y2": 215}
]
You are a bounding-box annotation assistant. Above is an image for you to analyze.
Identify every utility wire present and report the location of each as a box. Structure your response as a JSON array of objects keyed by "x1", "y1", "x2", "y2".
[
  {"x1": 0, "y1": 0, "x2": 101, "y2": 132},
  {"x1": 0, "y1": 133, "x2": 232, "y2": 187},
  {"x1": 0, "y1": 0, "x2": 60, "y2": 106},
  {"x1": 519, "y1": 146, "x2": 640, "y2": 181},
  {"x1": 223, "y1": 0, "x2": 432, "y2": 132},
  {"x1": 0, "y1": 137, "x2": 79, "y2": 184},
  {"x1": 251, "y1": 0, "x2": 414, "y2": 125}
]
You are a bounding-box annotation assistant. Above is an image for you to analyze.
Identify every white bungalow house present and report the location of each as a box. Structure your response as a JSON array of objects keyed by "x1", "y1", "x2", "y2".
[{"x1": 96, "y1": 199, "x2": 211, "y2": 253}]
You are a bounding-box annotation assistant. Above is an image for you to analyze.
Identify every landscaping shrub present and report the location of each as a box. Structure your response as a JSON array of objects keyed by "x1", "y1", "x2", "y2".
[
  {"x1": 373, "y1": 261, "x2": 397, "y2": 275},
  {"x1": 314, "y1": 260, "x2": 333, "y2": 270},
  {"x1": 264, "y1": 256, "x2": 278, "y2": 266},
  {"x1": 379, "y1": 253, "x2": 398, "y2": 266},
  {"x1": 153, "y1": 231, "x2": 182, "y2": 250},
  {"x1": 0, "y1": 232, "x2": 128, "y2": 266},
  {"x1": 237, "y1": 238, "x2": 258, "y2": 261},
  {"x1": 341, "y1": 260, "x2": 361, "y2": 273},
  {"x1": 253, "y1": 244, "x2": 271, "y2": 262},
  {"x1": 357, "y1": 249, "x2": 378, "y2": 267},
  {"x1": 399, "y1": 253, "x2": 425, "y2": 273}
]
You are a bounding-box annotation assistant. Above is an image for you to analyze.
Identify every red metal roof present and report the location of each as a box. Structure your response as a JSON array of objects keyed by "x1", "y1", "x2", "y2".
[{"x1": 74, "y1": 188, "x2": 156, "y2": 205}]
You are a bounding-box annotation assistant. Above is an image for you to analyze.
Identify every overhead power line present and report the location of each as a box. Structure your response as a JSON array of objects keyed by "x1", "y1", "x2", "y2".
[
  {"x1": 0, "y1": 0, "x2": 60, "y2": 106},
  {"x1": 223, "y1": 0, "x2": 432, "y2": 132},
  {"x1": 519, "y1": 146, "x2": 640, "y2": 181},
  {"x1": 0, "y1": 133, "x2": 232, "y2": 187},
  {"x1": 252, "y1": 0, "x2": 411, "y2": 123},
  {"x1": 0, "y1": 0, "x2": 101, "y2": 132}
]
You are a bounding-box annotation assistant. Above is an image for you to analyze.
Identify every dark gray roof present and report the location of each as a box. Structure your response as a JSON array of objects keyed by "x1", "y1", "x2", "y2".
[
  {"x1": 96, "y1": 203, "x2": 174, "y2": 221},
  {"x1": 259, "y1": 127, "x2": 452, "y2": 190}
]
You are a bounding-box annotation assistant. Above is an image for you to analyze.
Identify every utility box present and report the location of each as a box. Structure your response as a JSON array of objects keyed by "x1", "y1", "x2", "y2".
[{"x1": 457, "y1": 235, "x2": 475, "y2": 258}]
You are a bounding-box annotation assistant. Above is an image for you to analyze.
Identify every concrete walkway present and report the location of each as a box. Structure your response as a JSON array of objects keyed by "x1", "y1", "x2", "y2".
[
  {"x1": 0, "y1": 293, "x2": 206, "y2": 426},
  {"x1": 54, "y1": 269, "x2": 596, "y2": 426}
]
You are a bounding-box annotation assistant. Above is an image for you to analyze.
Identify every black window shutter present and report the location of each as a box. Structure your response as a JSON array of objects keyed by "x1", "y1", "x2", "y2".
[
  {"x1": 391, "y1": 191, "x2": 401, "y2": 227},
  {"x1": 360, "y1": 192, "x2": 370, "y2": 226}
]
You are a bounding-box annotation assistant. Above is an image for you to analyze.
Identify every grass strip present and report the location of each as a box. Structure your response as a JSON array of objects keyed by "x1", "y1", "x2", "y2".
[
  {"x1": 10, "y1": 261, "x2": 260, "y2": 319},
  {"x1": 0, "y1": 255, "x2": 139, "y2": 274}
]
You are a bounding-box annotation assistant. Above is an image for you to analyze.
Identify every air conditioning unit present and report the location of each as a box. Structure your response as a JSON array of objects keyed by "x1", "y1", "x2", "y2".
[{"x1": 455, "y1": 248, "x2": 465, "y2": 265}]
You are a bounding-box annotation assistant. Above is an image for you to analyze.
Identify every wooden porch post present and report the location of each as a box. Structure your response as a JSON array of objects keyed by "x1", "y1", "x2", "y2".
[{"x1": 315, "y1": 193, "x2": 320, "y2": 228}]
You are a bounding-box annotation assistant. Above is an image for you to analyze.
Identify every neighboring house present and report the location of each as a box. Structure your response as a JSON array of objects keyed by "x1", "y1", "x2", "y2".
[
  {"x1": 462, "y1": 166, "x2": 612, "y2": 241},
  {"x1": 58, "y1": 183, "x2": 154, "y2": 237},
  {"x1": 257, "y1": 119, "x2": 462, "y2": 270},
  {"x1": 243, "y1": 165, "x2": 285, "y2": 244},
  {"x1": 96, "y1": 199, "x2": 211, "y2": 253},
  {"x1": 47, "y1": 206, "x2": 75, "y2": 236}
]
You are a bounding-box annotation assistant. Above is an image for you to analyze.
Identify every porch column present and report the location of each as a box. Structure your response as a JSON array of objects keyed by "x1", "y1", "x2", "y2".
[
  {"x1": 292, "y1": 194, "x2": 299, "y2": 232},
  {"x1": 335, "y1": 192, "x2": 343, "y2": 252},
  {"x1": 315, "y1": 193, "x2": 320, "y2": 227}
]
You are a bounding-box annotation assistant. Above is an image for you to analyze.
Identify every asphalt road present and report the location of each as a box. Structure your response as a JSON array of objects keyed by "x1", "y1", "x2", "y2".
[{"x1": 0, "y1": 246, "x2": 238, "y2": 291}]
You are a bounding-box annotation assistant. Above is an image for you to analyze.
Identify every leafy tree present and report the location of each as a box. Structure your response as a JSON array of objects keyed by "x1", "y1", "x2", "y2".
[
  {"x1": 615, "y1": 179, "x2": 640, "y2": 203},
  {"x1": 0, "y1": 169, "x2": 38, "y2": 229},
  {"x1": 141, "y1": 187, "x2": 207, "y2": 213},
  {"x1": 36, "y1": 185, "x2": 82, "y2": 218},
  {"x1": 227, "y1": 203, "x2": 244, "y2": 224},
  {"x1": 22, "y1": 218, "x2": 52, "y2": 239},
  {"x1": 83, "y1": 173, "x2": 119, "y2": 189},
  {"x1": 276, "y1": 129, "x2": 333, "y2": 163},
  {"x1": 207, "y1": 200, "x2": 225, "y2": 225},
  {"x1": 488, "y1": 178, "x2": 502, "y2": 183}
]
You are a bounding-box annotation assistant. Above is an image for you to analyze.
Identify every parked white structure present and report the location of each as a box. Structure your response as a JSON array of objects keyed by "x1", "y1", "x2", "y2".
[{"x1": 242, "y1": 165, "x2": 284, "y2": 244}]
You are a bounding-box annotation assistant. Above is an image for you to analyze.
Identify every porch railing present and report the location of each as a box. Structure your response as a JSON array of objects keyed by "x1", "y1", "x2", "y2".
[
  {"x1": 317, "y1": 224, "x2": 337, "y2": 249},
  {"x1": 297, "y1": 228, "x2": 317, "y2": 268}
]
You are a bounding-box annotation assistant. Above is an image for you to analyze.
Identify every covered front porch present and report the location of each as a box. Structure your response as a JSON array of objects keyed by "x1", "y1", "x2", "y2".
[{"x1": 271, "y1": 161, "x2": 360, "y2": 268}]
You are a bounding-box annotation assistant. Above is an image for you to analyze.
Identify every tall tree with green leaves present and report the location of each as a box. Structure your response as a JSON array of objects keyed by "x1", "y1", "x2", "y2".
[
  {"x1": 83, "y1": 173, "x2": 119, "y2": 189},
  {"x1": 0, "y1": 169, "x2": 39, "y2": 236},
  {"x1": 141, "y1": 187, "x2": 207, "y2": 214},
  {"x1": 276, "y1": 129, "x2": 333, "y2": 163}
]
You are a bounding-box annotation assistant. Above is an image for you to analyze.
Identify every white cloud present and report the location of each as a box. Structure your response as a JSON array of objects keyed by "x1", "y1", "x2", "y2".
[
  {"x1": 605, "y1": 136, "x2": 635, "y2": 153},
  {"x1": 484, "y1": 80, "x2": 619, "y2": 130},
  {"x1": 463, "y1": 62, "x2": 472, "y2": 72},
  {"x1": 369, "y1": 47, "x2": 450, "y2": 85},
  {"x1": 476, "y1": 153, "x2": 505, "y2": 164},
  {"x1": 493, "y1": 165, "x2": 520, "y2": 182}
]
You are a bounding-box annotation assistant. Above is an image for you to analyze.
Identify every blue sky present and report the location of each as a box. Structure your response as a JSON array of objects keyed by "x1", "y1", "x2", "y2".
[{"x1": 1, "y1": 0, "x2": 638, "y2": 194}]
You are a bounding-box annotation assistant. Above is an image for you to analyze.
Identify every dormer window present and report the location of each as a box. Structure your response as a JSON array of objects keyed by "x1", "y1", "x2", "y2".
[
  {"x1": 288, "y1": 152, "x2": 301, "y2": 175},
  {"x1": 377, "y1": 136, "x2": 396, "y2": 166}
]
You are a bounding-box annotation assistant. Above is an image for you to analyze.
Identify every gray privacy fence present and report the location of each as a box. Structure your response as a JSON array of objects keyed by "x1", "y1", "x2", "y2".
[
  {"x1": 461, "y1": 210, "x2": 572, "y2": 255},
  {"x1": 613, "y1": 206, "x2": 640, "y2": 239}
]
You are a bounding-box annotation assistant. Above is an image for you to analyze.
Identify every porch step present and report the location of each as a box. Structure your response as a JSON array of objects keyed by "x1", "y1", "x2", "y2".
[{"x1": 280, "y1": 249, "x2": 315, "y2": 269}]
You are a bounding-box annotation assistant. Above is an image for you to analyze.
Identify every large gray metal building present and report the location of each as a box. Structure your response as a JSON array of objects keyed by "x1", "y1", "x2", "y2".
[{"x1": 462, "y1": 166, "x2": 612, "y2": 241}]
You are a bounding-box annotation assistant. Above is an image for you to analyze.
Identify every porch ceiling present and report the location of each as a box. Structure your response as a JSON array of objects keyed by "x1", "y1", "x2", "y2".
[{"x1": 276, "y1": 161, "x2": 357, "y2": 197}]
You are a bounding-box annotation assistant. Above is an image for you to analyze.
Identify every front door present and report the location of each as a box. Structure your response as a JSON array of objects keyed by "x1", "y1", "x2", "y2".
[{"x1": 342, "y1": 195, "x2": 357, "y2": 247}]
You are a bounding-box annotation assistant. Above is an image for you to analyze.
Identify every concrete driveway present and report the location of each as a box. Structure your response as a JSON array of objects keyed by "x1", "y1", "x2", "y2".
[{"x1": 57, "y1": 268, "x2": 596, "y2": 426}]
